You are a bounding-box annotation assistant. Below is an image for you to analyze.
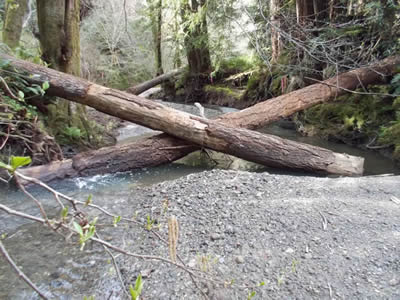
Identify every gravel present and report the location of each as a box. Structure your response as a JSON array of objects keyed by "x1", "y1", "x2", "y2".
[{"x1": 104, "y1": 170, "x2": 400, "y2": 299}]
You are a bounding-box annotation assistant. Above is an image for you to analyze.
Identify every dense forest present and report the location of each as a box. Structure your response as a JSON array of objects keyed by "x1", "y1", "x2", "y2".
[{"x1": 0, "y1": 0, "x2": 400, "y2": 299}]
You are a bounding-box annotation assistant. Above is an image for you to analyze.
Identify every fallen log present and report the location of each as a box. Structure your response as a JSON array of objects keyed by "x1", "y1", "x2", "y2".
[
  {"x1": 1, "y1": 54, "x2": 365, "y2": 178},
  {"x1": 16, "y1": 55, "x2": 400, "y2": 182},
  {"x1": 126, "y1": 67, "x2": 184, "y2": 95}
]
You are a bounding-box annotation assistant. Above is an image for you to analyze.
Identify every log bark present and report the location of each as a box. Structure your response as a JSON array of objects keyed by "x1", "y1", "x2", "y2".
[
  {"x1": 126, "y1": 68, "x2": 184, "y2": 95},
  {"x1": 0, "y1": 54, "x2": 368, "y2": 178}
]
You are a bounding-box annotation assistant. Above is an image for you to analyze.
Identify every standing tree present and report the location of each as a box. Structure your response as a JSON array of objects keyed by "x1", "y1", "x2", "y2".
[
  {"x1": 2, "y1": 0, "x2": 28, "y2": 49},
  {"x1": 147, "y1": 0, "x2": 164, "y2": 76},
  {"x1": 180, "y1": 0, "x2": 212, "y2": 99},
  {"x1": 36, "y1": 0, "x2": 94, "y2": 145},
  {"x1": 270, "y1": 0, "x2": 283, "y2": 62}
]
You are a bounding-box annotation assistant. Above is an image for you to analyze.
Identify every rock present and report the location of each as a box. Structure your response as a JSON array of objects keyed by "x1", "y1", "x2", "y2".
[
  {"x1": 141, "y1": 269, "x2": 153, "y2": 278},
  {"x1": 210, "y1": 233, "x2": 223, "y2": 241},
  {"x1": 285, "y1": 247, "x2": 295, "y2": 254},
  {"x1": 235, "y1": 256, "x2": 245, "y2": 264},
  {"x1": 389, "y1": 277, "x2": 399, "y2": 286}
]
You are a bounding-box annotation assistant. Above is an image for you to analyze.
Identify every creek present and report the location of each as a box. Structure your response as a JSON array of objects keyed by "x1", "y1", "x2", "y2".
[{"x1": 0, "y1": 100, "x2": 399, "y2": 299}]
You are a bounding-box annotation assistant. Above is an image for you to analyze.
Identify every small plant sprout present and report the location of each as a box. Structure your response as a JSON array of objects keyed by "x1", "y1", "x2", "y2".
[
  {"x1": 0, "y1": 156, "x2": 32, "y2": 173},
  {"x1": 84, "y1": 194, "x2": 93, "y2": 206},
  {"x1": 73, "y1": 217, "x2": 98, "y2": 251},
  {"x1": 17, "y1": 90, "x2": 24, "y2": 101},
  {"x1": 61, "y1": 206, "x2": 69, "y2": 221},
  {"x1": 247, "y1": 281, "x2": 265, "y2": 299},
  {"x1": 145, "y1": 215, "x2": 155, "y2": 231},
  {"x1": 42, "y1": 81, "x2": 50, "y2": 91},
  {"x1": 277, "y1": 274, "x2": 285, "y2": 286},
  {"x1": 248, "y1": 291, "x2": 256, "y2": 299},
  {"x1": 291, "y1": 259, "x2": 299, "y2": 273},
  {"x1": 83, "y1": 296, "x2": 95, "y2": 300},
  {"x1": 113, "y1": 216, "x2": 121, "y2": 227},
  {"x1": 162, "y1": 199, "x2": 169, "y2": 215},
  {"x1": 197, "y1": 254, "x2": 214, "y2": 272},
  {"x1": 25, "y1": 81, "x2": 49, "y2": 97},
  {"x1": 129, "y1": 274, "x2": 143, "y2": 300}
]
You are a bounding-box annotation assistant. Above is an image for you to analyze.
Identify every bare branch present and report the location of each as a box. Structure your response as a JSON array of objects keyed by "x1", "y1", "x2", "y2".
[{"x1": 0, "y1": 240, "x2": 49, "y2": 299}]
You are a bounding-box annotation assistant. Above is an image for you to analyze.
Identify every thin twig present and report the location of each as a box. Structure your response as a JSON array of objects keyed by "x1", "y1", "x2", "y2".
[
  {"x1": 0, "y1": 240, "x2": 49, "y2": 299},
  {"x1": 14, "y1": 176, "x2": 51, "y2": 227},
  {"x1": 0, "y1": 76, "x2": 19, "y2": 100},
  {"x1": 96, "y1": 232, "x2": 130, "y2": 299}
]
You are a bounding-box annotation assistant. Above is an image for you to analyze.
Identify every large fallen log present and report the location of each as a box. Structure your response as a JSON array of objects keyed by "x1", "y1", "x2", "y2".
[
  {"x1": 0, "y1": 54, "x2": 366, "y2": 178},
  {"x1": 126, "y1": 67, "x2": 184, "y2": 95},
  {"x1": 16, "y1": 55, "x2": 399, "y2": 182}
]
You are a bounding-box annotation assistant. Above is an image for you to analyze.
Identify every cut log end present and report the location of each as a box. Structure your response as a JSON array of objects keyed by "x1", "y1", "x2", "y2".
[{"x1": 327, "y1": 153, "x2": 364, "y2": 176}]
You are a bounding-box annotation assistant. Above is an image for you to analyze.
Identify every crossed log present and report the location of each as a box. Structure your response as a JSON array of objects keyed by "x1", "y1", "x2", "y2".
[{"x1": 2, "y1": 54, "x2": 399, "y2": 182}]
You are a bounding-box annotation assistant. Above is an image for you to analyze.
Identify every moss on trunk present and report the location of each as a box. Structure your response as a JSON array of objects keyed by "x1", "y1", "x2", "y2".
[
  {"x1": 2, "y1": 0, "x2": 28, "y2": 49},
  {"x1": 36, "y1": 0, "x2": 96, "y2": 147}
]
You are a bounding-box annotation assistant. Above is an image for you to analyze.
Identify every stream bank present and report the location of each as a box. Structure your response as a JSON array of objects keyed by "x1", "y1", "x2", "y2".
[{"x1": 1, "y1": 170, "x2": 399, "y2": 299}]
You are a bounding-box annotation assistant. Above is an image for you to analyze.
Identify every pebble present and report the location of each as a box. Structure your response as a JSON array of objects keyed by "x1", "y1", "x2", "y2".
[
  {"x1": 210, "y1": 233, "x2": 223, "y2": 241},
  {"x1": 141, "y1": 269, "x2": 153, "y2": 278},
  {"x1": 285, "y1": 247, "x2": 295, "y2": 254},
  {"x1": 389, "y1": 277, "x2": 399, "y2": 286},
  {"x1": 235, "y1": 256, "x2": 245, "y2": 264},
  {"x1": 224, "y1": 225, "x2": 236, "y2": 234}
]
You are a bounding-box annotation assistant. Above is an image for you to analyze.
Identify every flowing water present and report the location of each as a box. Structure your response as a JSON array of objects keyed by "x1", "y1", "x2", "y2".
[{"x1": 1, "y1": 100, "x2": 399, "y2": 299}]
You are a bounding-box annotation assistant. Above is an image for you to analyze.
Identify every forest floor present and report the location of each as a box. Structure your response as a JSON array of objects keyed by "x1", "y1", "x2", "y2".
[{"x1": 94, "y1": 169, "x2": 400, "y2": 299}]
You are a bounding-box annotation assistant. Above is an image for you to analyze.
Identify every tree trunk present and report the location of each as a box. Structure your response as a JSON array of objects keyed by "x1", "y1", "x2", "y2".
[
  {"x1": 5, "y1": 54, "x2": 398, "y2": 182},
  {"x1": 36, "y1": 0, "x2": 80, "y2": 74},
  {"x1": 2, "y1": 0, "x2": 28, "y2": 49},
  {"x1": 126, "y1": 67, "x2": 184, "y2": 95},
  {"x1": 181, "y1": 0, "x2": 212, "y2": 99},
  {"x1": 296, "y1": 0, "x2": 314, "y2": 24},
  {"x1": 270, "y1": 0, "x2": 283, "y2": 63},
  {"x1": 313, "y1": 0, "x2": 328, "y2": 20},
  {"x1": 36, "y1": 0, "x2": 93, "y2": 143},
  {"x1": 147, "y1": 0, "x2": 164, "y2": 76},
  {"x1": 0, "y1": 54, "x2": 368, "y2": 177}
]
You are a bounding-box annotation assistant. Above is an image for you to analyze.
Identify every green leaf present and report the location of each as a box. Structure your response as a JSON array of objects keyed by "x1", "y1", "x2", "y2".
[
  {"x1": 113, "y1": 215, "x2": 121, "y2": 226},
  {"x1": 129, "y1": 274, "x2": 143, "y2": 300},
  {"x1": 85, "y1": 228, "x2": 95, "y2": 240},
  {"x1": 391, "y1": 74, "x2": 400, "y2": 85},
  {"x1": 10, "y1": 156, "x2": 31, "y2": 170},
  {"x1": 26, "y1": 87, "x2": 40, "y2": 95},
  {"x1": 248, "y1": 291, "x2": 256, "y2": 299},
  {"x1": 85, "y1": 194, "x2": 93, "y2": 206},
  {"x1": 134, "y1": 274, "x2": 143, "y2": 294},
  {"x1": 129, "y1": 285, "x2": 138, "y2": 300},
  {"x1": 42, "y1": 81, "x2": 50, "y2": 90},
  {"x1": 61, "y1": 206, "x2": 69, "y2": 218},
  {"x1": 90, "y1": 217, "x2": 98, "y2": 226},
  {"x1": 73, "y1": 221, "x2": 84, "y2": 236},
  {"x1": 17, "y1": 90, "x2": 24, "y2": 100},
  {"x1": 0, "y1": 161, "x2": 12, "y2": 171}
]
